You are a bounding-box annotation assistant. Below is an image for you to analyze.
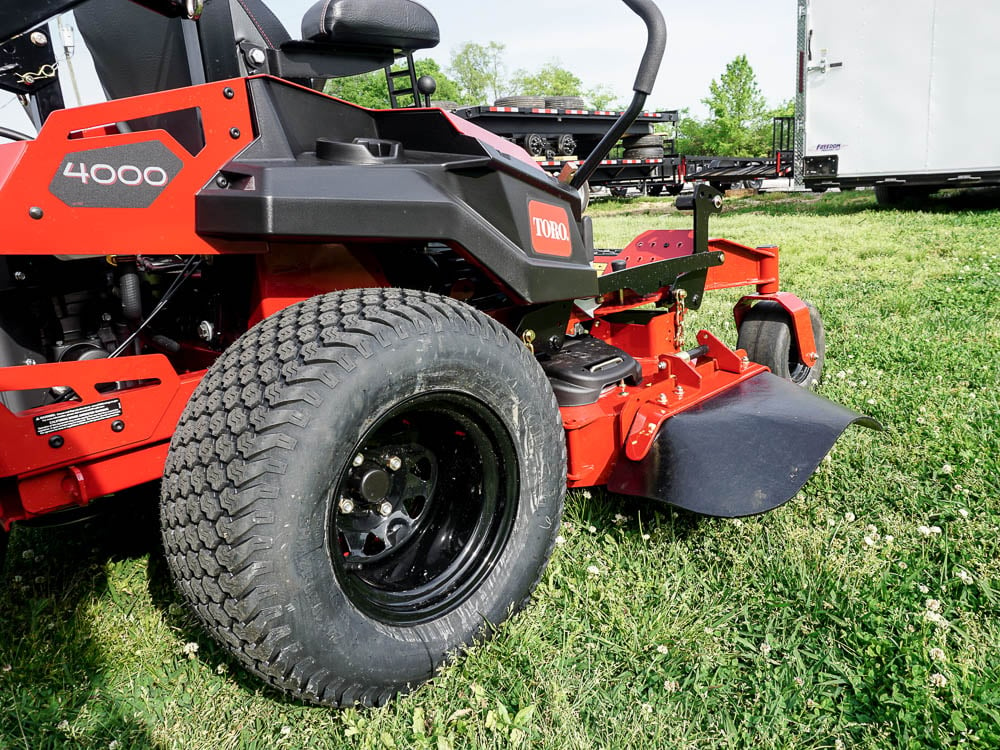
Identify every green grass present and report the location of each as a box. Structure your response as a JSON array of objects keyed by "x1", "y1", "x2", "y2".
[{"x1": 2, "y1": 189, "x2": 999, "y2": 749}]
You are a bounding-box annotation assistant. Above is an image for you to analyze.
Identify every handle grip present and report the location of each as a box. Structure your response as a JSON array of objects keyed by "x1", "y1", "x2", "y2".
[{"x1": 622, "y1": 0, "x2": 666, "y2": 95}]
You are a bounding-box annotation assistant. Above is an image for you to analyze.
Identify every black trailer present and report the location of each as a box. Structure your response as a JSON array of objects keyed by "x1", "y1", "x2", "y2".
[{"x1": 452, "y1": 105, "x2": 685, "y2": 195}]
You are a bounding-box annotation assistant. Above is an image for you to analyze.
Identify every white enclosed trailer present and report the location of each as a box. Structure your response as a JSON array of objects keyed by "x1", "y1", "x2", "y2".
[{"x1": 795, "y1": 0, "x2": 1000, "y2": 203}]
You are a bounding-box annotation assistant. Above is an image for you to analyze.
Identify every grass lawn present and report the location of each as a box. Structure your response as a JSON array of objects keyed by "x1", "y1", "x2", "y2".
[{"x1": 1, "y1": 189, "x2": 997, "y2": 749}]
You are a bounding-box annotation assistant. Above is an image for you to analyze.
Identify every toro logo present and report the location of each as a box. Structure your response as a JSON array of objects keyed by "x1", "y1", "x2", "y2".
[
  {"x1": 50, "y1": 140, "x2": 183, "y2": 209},
  {"x1": 528, "y1": 200, "x2": 573, "y2": 257}
]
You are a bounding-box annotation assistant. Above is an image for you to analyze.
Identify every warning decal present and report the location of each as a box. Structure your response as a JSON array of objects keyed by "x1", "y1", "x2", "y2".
[{"x1": 33, "y1": 399, "x2": 122, "y2": 436}]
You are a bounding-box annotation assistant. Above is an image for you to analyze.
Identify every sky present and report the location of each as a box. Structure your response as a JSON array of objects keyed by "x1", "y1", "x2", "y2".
[{"x1": 0, "y1": 0, "x2": 797, "y2": 133}]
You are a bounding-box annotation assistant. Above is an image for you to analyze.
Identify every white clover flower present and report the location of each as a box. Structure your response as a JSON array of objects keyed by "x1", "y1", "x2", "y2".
[
  {"x1": 641, "y1": 533, "x2": 651, "y2": 541},
  {"x1": 924, "y1": 611, "x2": 945, "y2": 626},
  {"x1": 926, "y1": 598, "x2": 941, "y2": 612},
  {"x1": 1, "y1": 664, "x2": 10, "y2": 672},
  {"x1": 215, "y1": 663, "x2": 227, "y2": 675},
  {"x1": 834, "y1": 739, "x2": 846, "y2": 750},
  {"x1": 941, "y1": 464, "x2": 953, "y2": 475},
  {"x1": 919, "y1": 584, "x2": 930, "y2": 594},
  {"x1": 929, "y1": 526, "x2": 942, "y2": 535},
  {"x1": 918, "y1": 525, "x2": 932, "y2": 536},
  {"x1": 866, "y1": 524, "x2": 878, "y2": 535},
  {"x1": 885, "y1": 535, "x2": 894, "y2": 543},
  {"x1": 664, "y1": 680, "x2": 679, "y2": 693},
  {"x1": 794, "y1": 677, "x2": 804, "y2": 687},
  {"x1": 109, "y1": 741, "x2": 120, "y2": 750},
  {"x1": 844, "y1": 512, "x2": 856, "y2": 523},
  {"x1": 656, "y1": 644, "x2": 669, "y2": 655},
  {"x1": 182, "y1": 642, "x2": 199, "y2": 658},
  {"x1": 587, "y1": 525, "x2": 597, "y2": 534},
  {"x1": 958, "y1": 508, "x2": 969, "y2": 519},
  {"x1": 866, "y1": 399, "x2": 876, "y2": 405},
  {"x1": 581, "y1": 490, "x2": 592, "y2": 499},
  {"x1": 642, "y1": 702, "x2": 654, "y2": 713},
  {"x1": 759, "y1": 642, "x2": 772, "y2": 657},
  {"x1": 806, "y1": 698, "x2": 819, "y2": 710},
  {"x1": 863, "y1": 536, "x2": 877, "y2": 547},
  {"x1": 929, "y1": 673, "x2": 948, "y2": 688},
  {"x1": 613, "y1": 513, "x2": 627, "y2": 525},
  {"x1": 956, "y1": 569, "x2": 974, "y2": 585},
  {"x1": 929, "y1": 648, "x2": 946, "y2": 662},
  {"x1": 555, "y1": 535, "x2": 566, "y2": 546},
  {"x1": 586, "y1": 565, "x2": 601, "y2": 576},
  {"x1": 280, "y1": 726, "x2": 292, "y2": 737},
  {"x1": 916, "y1": 417, "x2": 926, "y2": 424}
]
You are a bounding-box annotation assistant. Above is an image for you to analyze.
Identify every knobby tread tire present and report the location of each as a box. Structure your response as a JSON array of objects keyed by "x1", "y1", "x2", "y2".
[{"x1": 160, "y1": 289, "x2": 566, "y2": 708}]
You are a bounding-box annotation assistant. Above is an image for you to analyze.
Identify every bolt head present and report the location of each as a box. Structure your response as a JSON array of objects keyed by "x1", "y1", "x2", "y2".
[
  {"x1": 657, "y1": 360, "x2": 667, "y2": 371},
  {"x1": 338, "y1": 497, "x2": 355, "y2": 514},
  {"x1": 13, "y1": 271, "x2": 26, "y2": 281},
  {"x1": 386, "y1": 456, "x2": 402, "y2": 472},
  {"x1": 352, "y1": 453, "x2": 365, "y2": 468},
  {"x1": 30, "y1": 31, "x2": 48, "y2": 47},
  {"x1": 378, "y1": 501, "x2": 394, "y2": 517},
  {"x1": 248, "y1": 48, "x2": 267, "y2": 66},
  {"x1": 657, "y1": 393, "x2": 668, "y2": 405}
]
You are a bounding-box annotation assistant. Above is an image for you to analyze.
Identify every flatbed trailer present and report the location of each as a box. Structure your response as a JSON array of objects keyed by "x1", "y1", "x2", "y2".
[{"x1": 453, "y1": 105, "x2": 685, "y2": 195}]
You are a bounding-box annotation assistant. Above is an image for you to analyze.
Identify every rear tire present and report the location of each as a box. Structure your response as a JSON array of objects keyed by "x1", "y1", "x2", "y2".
[
  {"x1": 737, "y1": 300, "x2": 825, "y2": 388},
  {"x1": 160, "y1": 290, "x2": 566, "y2": 707}
]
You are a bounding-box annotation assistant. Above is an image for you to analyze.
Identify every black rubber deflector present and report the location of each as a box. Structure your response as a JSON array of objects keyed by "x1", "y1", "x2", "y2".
[{"x1": 608, "y1": 372, "x2": 881, "y2": 517}]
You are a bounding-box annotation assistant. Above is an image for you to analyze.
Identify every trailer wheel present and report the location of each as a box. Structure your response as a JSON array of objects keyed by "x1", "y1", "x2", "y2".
[
  {"x1": 523, "y1": 133, "x2": 548, "y2": 156},
  {"x1": 160, "y1": 290, "x2": 565, "y2": 708},
  {"x1": 557, "y1": 134, "x2": 577, "y2": 156},
  {"x1": 737, "y1": 300, "x2": 825, "y2": 388}
]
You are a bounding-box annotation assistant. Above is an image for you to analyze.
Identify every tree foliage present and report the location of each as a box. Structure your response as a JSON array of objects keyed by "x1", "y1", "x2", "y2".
[
  {"x1": 510, "y1": 62, "x2": 582, "y2": 97},
  {"x1": 676, "y1": 55, "x2": 789, "y2": 157},
  {"x1": 449, "y1": 42, "x2": 507, "y2": 105},
  {"x1": 324, "y1": 58, "x2": 462, "y2": 109}
]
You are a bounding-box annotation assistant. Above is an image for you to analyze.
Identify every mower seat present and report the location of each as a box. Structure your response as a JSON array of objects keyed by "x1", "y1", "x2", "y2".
[{"x1": 300, "y1": 0, "x2": 439, "y2": 51}]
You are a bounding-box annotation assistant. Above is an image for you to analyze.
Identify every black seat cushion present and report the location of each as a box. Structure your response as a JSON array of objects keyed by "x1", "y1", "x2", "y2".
[{"x1": 301, "y1": 0, "x2": 439, "y2": 50}]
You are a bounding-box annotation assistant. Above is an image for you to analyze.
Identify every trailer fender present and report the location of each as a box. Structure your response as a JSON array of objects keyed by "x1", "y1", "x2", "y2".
[{"x1": 607, "y1": 372, "x2": 881, "y2": 517}]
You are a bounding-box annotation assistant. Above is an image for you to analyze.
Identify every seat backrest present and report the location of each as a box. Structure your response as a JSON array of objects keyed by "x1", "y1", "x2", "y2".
[{"x1": 76, "y1": 0, "x2": 291, "y2": 98}]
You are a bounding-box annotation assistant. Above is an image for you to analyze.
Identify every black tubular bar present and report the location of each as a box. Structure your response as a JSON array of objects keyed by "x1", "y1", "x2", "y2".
[{"x1": 570, "y1": 0, "x2": 666, "y2": 190}]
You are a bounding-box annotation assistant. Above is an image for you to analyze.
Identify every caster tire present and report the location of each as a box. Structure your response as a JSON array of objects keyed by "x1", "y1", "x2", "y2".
[
  {"x1": 160, "y1": 290, "x2": 566, "y2": 707},
  {"x1": 737, "y1": 300, "x2": 825, "y2": 388}
]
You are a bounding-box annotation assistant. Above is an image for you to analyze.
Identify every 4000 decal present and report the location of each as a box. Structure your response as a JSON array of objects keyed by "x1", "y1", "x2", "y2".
[{"x1": 50, "y1": 141, "x2": 183, "y2": 208}]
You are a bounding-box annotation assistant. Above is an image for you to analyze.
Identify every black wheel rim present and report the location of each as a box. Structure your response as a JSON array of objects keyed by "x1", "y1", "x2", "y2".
[{"x1": 329, "y1": 392, "x2": 519, "y2": 625}]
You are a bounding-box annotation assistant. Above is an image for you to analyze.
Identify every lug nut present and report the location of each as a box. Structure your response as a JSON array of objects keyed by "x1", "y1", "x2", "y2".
[
  {"x1": 378, "y1": 501, "x2": 393, "y2": 517},
  {"x1": 386, "y1": 456, "x2": 402, "y2": 471},
  {"x1": 352, "y1": 453, "x2": 364, "y2": 468},
  {"x1": 338, "y1": 497, "x2": 355, "y2": 514}
]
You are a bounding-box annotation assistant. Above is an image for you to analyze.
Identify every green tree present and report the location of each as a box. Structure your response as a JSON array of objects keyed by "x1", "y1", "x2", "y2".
[
  {"x1": 324, "y1": 58, "x2": 462, "y2": 109},
  {"x1": 510, "y1": 61, "x2": 582, "y2": 97},
  {"x1": 676, "y1": 56, "x2": 780, "y2": 156},
  {"x1": 449, "y1": 42, "x2": 507, "y2": 104}
]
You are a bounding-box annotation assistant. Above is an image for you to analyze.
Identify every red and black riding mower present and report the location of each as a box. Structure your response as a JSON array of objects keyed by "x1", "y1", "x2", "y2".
[{"x1": 0, "y1": 0, "x2": 877, "y2": 707}]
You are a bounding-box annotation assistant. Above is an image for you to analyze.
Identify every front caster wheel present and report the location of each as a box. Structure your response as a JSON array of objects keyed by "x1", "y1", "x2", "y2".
[
  {"x1": 737, "y1": 300, "x2": 826, "y2": 388},
  {"x1": 160, "y1": 290, "x2": 566, "y2": 707}
]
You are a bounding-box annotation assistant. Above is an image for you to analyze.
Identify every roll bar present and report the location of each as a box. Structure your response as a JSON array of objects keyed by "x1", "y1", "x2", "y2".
[{"x1": 571, "y1": 0, "x2": 667, "y2": 190}]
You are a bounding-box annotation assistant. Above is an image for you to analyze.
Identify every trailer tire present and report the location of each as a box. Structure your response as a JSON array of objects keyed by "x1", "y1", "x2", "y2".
[
  {"x1": 737, "y1": 300, "x2": 825, "y2": 388},
  {"x1": 622, "y1": 134, "x2": 663, "y2": 149},
  {"x1": 160, "y1": 289, "x2": 566, "y2": 708},
  {"x1": 494, "y1": 96, "x2": 545, "y2": 109},
  {"x1": 545, "y1": 96, "x2": 586, "y2": 109},
  {"x1": 623, "y1": 147, "x2": 664, "y2": 160}
]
